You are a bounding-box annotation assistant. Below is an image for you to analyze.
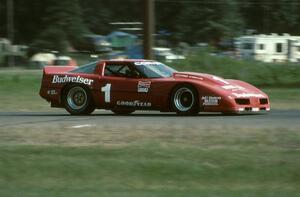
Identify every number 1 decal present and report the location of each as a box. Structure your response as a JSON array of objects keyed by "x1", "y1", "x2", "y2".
[{"x1": 101, "y1": 83, "x2": 111, "y2": 103}]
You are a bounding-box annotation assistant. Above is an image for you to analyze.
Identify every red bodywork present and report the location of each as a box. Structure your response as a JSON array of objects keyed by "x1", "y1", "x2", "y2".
[{"x1": 40, "y1": 59, "x2": 270, "y2": 113}]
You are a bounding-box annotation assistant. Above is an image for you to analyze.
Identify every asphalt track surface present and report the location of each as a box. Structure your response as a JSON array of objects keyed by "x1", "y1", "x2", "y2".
[{"x1": 0, "y1": 109, "x2": 299, "y2": 130}]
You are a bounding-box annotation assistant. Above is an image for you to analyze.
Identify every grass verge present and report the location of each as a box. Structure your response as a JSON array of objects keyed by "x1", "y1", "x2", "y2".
[
  {"x1": 0, "y1": 69, "x2": 299, "y2": 196},
  {"x1": 173, "y1": 51, "x2": 300, "y2": 87},
  {"x1": 0, "y1": 126, "x2": 299, "y2": 197}
]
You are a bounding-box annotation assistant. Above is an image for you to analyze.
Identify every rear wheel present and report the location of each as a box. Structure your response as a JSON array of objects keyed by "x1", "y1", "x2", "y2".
[
  {"x1": 171, "y1": 84, "x2": 199, "y2": 116},
  {"x1": 111, "y1": 109, "x2": 135, "y2": 115},
  {"x1": 63, "y1": 85, "x2": 95, "y2": 115}
]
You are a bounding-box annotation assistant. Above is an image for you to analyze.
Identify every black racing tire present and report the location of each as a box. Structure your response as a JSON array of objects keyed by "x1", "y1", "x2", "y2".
[
  {"x1": 111, "y1": 109, "x2": 135, "y2": 115},
  {"x1": 62, "y1": 84, "x2": 95, "y2": 115},
  {"x1": 171, "y1": 84, "x2": 199, "y2": 116}
]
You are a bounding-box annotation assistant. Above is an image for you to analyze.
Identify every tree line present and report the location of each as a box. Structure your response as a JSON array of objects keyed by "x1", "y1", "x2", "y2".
[{"x1": 1, "y1": 0, "x2": 300, "y2": 52}]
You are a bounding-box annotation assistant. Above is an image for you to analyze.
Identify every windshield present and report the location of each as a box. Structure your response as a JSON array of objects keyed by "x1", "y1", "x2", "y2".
[{"x1": 134, "y1": 61, "x2": 177, "y2": 78}]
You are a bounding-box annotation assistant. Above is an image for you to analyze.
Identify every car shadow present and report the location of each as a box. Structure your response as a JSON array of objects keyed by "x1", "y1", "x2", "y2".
[{"x1": 0, "y1": 111, "x2": 264, "y2": 117}]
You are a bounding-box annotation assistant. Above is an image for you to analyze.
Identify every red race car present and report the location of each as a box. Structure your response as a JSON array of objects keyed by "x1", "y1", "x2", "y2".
[{"x1": 40, "y1": 59, "x2": 270, "y2": 115}]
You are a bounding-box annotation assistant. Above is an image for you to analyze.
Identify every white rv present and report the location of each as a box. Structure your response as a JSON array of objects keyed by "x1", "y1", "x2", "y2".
[{"x1": 237, "y1": 34, "x2": 300, "y2": 63}]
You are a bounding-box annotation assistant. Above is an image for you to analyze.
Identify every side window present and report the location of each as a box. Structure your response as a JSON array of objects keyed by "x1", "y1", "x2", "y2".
[
  {"x1": 258, "y1": 44, "x2": 265, "y2": 50},
  {"x1": 243, "y1": 43, "x2": 253, "y2": 50},
  {"x1": 276, "y1": 43, "x2": 283, "y2": 53},
  {"x1": 104, "y1": 64, "x2": 135, "y2": 78}
]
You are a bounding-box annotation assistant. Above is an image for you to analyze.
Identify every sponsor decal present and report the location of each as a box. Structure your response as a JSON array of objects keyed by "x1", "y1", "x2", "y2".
[
  {"x1": 174, "y1": 73, "x2": 203, "y2": 80},
  {"x1": 202, "y1": 96, "x2": 222, "y2": 106},
  {"x1": 222, "y1": 85, "x2": 245, "y2": 91},
  {"x1": 212, "y1": 76, "x2": 229, "y2": 85},
  {"x1": 117, "y1": 100, "x2": 152, "y2": 107},
  {"x1": 232, "y1": 93, "x2": 264, "y2": 98},
  {"x1": 52, "y1": 75, "x2": 93, "y2": 85},
  {"x1": 138, "y1": 81, "x2": 151, "y2": 93},
  {"x1": 174, "y1": 73, "x2": 189, "y2": 78},
  {"x1": 189, "y1": 75, "x2": 203, "y2": 80},
  {"x1": 47, "y1": 89, "x2": 57, "y2": 95},
  {"x1": 134, "y1": 61, "x2": 158, "y2": 66}
]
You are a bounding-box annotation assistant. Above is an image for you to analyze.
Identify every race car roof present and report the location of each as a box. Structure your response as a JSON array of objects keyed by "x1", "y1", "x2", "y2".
[{"x1": 103, "y1": 59, "x2": 154, "y2": 63}]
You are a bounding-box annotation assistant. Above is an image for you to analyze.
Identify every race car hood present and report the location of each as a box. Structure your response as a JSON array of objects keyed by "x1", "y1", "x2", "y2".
[
  {"x1": 173, "y1": 72, "x2": 228, "y2": 85},
  {"x1": 173, "y1": 72, "x2": 268, "y2": 98}
]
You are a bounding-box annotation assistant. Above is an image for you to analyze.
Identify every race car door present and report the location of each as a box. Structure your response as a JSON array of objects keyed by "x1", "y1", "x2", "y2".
[{"x1": 99, "y1": 62, "x2": 154, "y2": 109}]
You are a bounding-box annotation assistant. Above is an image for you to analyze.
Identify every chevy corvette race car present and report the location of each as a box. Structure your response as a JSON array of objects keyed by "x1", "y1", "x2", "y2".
[{"x1": 40, "y1": 59, "x2": 270, "y2": 115}]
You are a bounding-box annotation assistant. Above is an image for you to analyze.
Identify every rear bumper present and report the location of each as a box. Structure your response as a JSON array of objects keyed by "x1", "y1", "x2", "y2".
[{"x1": 40, "y1": 87, "x2": 62, "y2": 105}]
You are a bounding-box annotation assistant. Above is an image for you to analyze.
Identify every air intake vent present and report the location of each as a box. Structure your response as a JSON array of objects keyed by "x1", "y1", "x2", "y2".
[
  {"x1": 260, "y1": 98, "x2": 268, "y2": 104},
  {"x1": 235, "y1": 98, "x2": 250, "y2": 105}
]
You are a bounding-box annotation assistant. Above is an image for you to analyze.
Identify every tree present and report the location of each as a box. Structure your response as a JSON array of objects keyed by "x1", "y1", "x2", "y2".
[
  {"x1": 31, "y1": 0, "x2": 88, "y2": 53},
  {"x1": 239, "y1": 0, "x2": 300, "y2": 34},
  {"x1": 270, "y1": 0, "x2": 299, "y2": 34},
  {"x1": 80, "y1": 0, "x2": 143, "y2": 35},
  {"x1": 30, "y1": 27, "x2": 69, "y2": 53},
  {"x1": 176, "y1": 0, "x2": 244, "y2": 44},
  {"x1": 0, "y1": 0, "x2": 7, "y2": 38},
  {"x1": 3, "y1": 0, "x2": 300, "y2": 51}
]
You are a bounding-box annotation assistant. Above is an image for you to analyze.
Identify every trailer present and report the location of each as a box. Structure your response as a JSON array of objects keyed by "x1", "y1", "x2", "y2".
[{"x1": 237, "y1": 33, "x2": 300, "y2": 63}]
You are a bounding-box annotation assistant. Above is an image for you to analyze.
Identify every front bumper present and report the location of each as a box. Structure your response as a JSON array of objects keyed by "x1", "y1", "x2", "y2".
[
  {"x1": 236, "y1": 106, "x2": 270, "y2": 113},
  {"x1": 201, "y1": 96, "x2": 270, "y2": 113}
]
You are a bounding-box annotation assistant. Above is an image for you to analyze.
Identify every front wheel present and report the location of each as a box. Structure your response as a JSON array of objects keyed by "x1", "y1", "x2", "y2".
[
  {"x1": 171, "y1": 84, "x2": 199, "y2": 116},
  {"x1": 63, "y1": 85, "x2": 95, "y2": 115}
]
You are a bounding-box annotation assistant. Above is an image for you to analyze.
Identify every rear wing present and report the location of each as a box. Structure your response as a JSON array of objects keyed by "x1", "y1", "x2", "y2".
[{"x1": 40, "y1": 66, "x2": 78, "y2": 90}]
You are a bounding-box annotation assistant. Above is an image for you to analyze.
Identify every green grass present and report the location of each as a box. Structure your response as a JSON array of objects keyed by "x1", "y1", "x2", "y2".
[
  {"x1": 0, "y1": 68, "x2": 300, "y2": 196},
  {"x1": 263, "y1": 88, "x2": 300, "y2": 110},
  {"x1": 172, "y1": 51, "x2": 300, "y2": 87},
  {"x1": 0, "y1": 70, "x2": 48, "y2": 111},
  {"x1": 0, "y1": 133, "x2": 299, "y2": 197}
]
